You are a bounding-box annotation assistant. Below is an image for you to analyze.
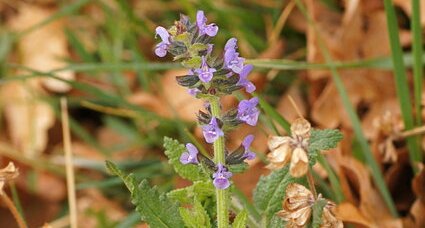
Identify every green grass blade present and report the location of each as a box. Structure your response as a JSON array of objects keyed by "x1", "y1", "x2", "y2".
[
  {"x1": 383, "y1": 0, "x2": 422, "y2": 170},
  {"x1": 317, "y1": 154, "x2": 344, "y2": 203},
  {"x1": 295, "y1": 0, "x2": 398, "y2": 216},
  {"x1": 411, "y1": 0, "x2": 423, "y2": 127}
]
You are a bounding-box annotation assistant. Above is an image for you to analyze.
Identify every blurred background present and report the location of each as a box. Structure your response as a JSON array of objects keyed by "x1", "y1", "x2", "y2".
[{"x1": 0, "y1": 0, "x2": 424, "y2": 227}]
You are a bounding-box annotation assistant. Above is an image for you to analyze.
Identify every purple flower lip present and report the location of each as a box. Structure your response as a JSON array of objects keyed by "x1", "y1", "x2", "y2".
[
  {"x1": 224, "y1": 38, "x2": 245, "y2": 74},
  {"x1": 237, "y1": 64, "x2": 256, "y2": 93},
  {"x1": 242, "y1": 134, "x2": 256, "y2": 160},
  {"x1": 202, "y1": 117, "x2": 224, "y2": 143},
  {"x1": 194, "y1": 56, "x2": 216, "y2": 83},
  {"x1": 213, "y1": 163, "x2": 232, "y2": 189},
  {"x1": 196, "y1": 10, "x2": 218, "y2": 37},
  {"x1": 180, "y1": 143, "x2": 199, "y2": 165},
  {"x1": 237, "y1": 97, "x2": 260, "y2": 126},
  {"x1": 154, "y1": 26, "x2": 171, "y2": 57}
]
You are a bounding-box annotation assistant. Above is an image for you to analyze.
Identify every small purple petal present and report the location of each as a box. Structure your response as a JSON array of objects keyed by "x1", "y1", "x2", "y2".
[
  {"x1": 154, "y1": 43, "x2": 168, "y2": 57},
  {"x1": 196, "y1": 10, "x2": 218, "y2": 37},
  {"x1": 242, "y1": 135, "x2": 256, "y2": 160},
  {"x1": 236, "y1": 64, "x2": 256, "y2": 93},
  {"x1": 155, "y1": 26, "x2": 170, "y2": 43},
  {"x1": 242, "y1": 135, "x2": 254, "y2": 148},
  {"x1": 204, "y1": 24, "x2": 218, "y2": 36},
  {"x1": 180, "y1": 143, "x2": 199, "y2": 165},
  {"x1": 188, "y1": 88, "x2": 200, "y2": 96},
  {"x1": 213, "y1": 163, "x2": 232, "y2": 189},
  {"x1": 202, "y1": 117, "x2": 224, "y2": 143},
  {"x1": 196, "y1": 11, "x2": 207, "y2": 29},
  {"x1": 224, "y1": 38, "x2": 237, "y2": 51},
  {"x1": 237, "y1": 97, "x2": 260, "y2": 126},
  {"x1": 194, "y1": 57, "x2": 216, "y2": 83}
]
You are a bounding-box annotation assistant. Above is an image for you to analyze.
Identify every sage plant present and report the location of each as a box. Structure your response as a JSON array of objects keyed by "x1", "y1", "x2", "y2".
[
  {"x1": 154, "y1": 11, "x2": 258, "y2": 227},
  {"x1": 106, "y1": 10, "x2": 344, "y2": 228}
]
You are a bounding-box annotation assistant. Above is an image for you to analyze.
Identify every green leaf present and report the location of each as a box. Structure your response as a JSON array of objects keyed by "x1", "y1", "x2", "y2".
[
  {"x1": 167, "y1": 181, "x2": 215, "y2": 204},
  {"x1": 189, "y1": 43, "x2": 208, "y2": 54},
  {"x1": 253, "y1": 166, "x2": 298, "y2": 226},
  {"x1": 105, "y1": 161, "x2": 184, "y2": 228},
  {"x1": 179, "y1": 199, "x2": 211, "y2": 228},
  {"x1": 182, "y1": 56, "x2": 202, "y2": 68},
  {"x1": 308, "y1": 129, "x2": 343, "y2": 165},
  {"x1": 310, "y1": 199, "x2": 327, "y2": 228},
  {"x1": 163, "y1": 137, "x2": 208, "y2": 181},
  {"x1": 269, "y1": 215, "x2": 285, "y2": 228},
  {"x1": 232, "y1": 210, "x2": 247, "y2": 228}
]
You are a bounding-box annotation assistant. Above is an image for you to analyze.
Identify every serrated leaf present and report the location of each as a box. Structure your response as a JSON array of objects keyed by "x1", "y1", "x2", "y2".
[
  {"x1": 189, "y1": 43, "x2": 208, "y2": 54},
  {"x1": 167, "y1": 181, "x2": 215, "y2": 204},
  {"x1": 232, "y1": 210, "x2": 247, "y2": 228},
  {"x1": 106, "y1": 161, "x2": 184, "y2": 228},
  {"x1": 310, "y1": 199, "x2": 327, "y2": 228},
  {"x1": 308, "y1": 129, "x2": 343, "y2": 165},
  {"x1": 179, "y1": 198, "x2": 211, "y2": 228},
  {"x1": 182, "y1": 56, "x2": 202, "y2": 68},
  {"x1": 163, "y1": 137, "x2": 208, "y2": 181},
  {"x1": 269, "y1": 215, "x2": 285, "y2": 228},
  {"x1": 253, "y1": 166, "x2": 299, "y2": 226}
]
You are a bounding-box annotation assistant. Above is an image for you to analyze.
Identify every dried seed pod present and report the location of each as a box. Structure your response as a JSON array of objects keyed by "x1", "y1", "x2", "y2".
[
  {"x1": 291, "y1": 118, "x2": 311, "y2": 139},
  {"x1": 278, "y1": 183, "x2": 314, "y2": 227},
  {"x1": 266, "y1": 143, "x2": 292, "y2": 170},
  {"x1": 290, "y1": 147, "x2": 309, "y2": 177}
]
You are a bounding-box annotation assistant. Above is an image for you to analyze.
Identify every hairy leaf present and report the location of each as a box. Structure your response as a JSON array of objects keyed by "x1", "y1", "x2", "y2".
[
  {"x1": 106, "y1": 161, "x2": 184, "y2": 228},
  {"x1": 269, "y1": 215, "x2": 285, "y2": 228},
  {"x1": 308, "y1": 129, "x2": 343, "y2": 165},
  {"x1": 179, "y1": 199, "x2": 211, "y2": 228},
  {"x1": 253, "y1": 166, "x2": 297, "y2": 225},
  {"x1": 163, "y1": 137, "x2": 208, "y2": 181},
  {"x1": 232, "y1": 210, "x2": 247, "y2": 228},
  {"x1": 167, "y1": 181, "x2": 215, "y2": 204}
]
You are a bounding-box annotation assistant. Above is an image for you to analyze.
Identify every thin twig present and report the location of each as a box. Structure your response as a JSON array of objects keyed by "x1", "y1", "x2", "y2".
[
  {"x1": 0, "y1": 193, "x2": 27, "y2": 228},
  {"x1": 61, "y1": 98, "x2": 78, "y2": 228}
]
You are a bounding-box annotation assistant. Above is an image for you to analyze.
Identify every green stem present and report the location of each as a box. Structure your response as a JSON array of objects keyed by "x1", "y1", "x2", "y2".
[{"x1": 210, "y1": 98, "x2": 229, "y2": 228}]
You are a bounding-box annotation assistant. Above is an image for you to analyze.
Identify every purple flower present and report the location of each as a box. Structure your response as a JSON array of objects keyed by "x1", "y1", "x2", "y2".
[
  {"x1": 237, "y1": 97, "x2": 260, "y2": 126},
  {"x1": 180, "y1": 143, "x2": 199, "y2": 165},
  {"x1": 194, "y1": 57, "x2": 216, "y2": 83},
  {"x1": 224, "y1": 38, "x2": 245, "y2": 74},
  {"x1": 242, "y1": 134, "x2": 256, "y2": 160},
  {"x1": 196, "y1": 11, "x2": 218, "y2": 37},
  {"x1": 154, "y1": 26, "x2": 171, "y2": 57},
  {"x1": 202, "y1": 117, "x2": 224, "y2": 143},
  {"x1": 237, "y1": 64, "x2": 256, "y2": 93},
  {"x1": 213, "y1": 163, "x2": 232, "y2": 189},
  {"x1": 187, "y1": 88, "x2": 200, "y2": 96}
]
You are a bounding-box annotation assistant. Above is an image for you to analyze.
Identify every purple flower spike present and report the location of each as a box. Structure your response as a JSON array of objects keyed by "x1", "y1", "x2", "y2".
[
  {"x1": 242, "y1": 134, "x2": 256, "y2": 160},
  {"x1": 196, "y1": 11, "x2": 218, "y2": 37},
  {"x1": 224, "y1": 38, "x2": 245, "y2": 74},
  {"x1": 194, "y1": 57, "x2": 216, "y2": 83},
  {"x1": 237, "y1": 64, "x2": 256, "y2": 93},
  {"x1": 237, "y1": 97, "x2": 260, "y2": 126},
  {"x1": 180, "y1": 143, "x2": 199, "y2": 165},
  {"x1": 213, "y1": 163, "x2": 232, "y2": 189},
  {"x1": 154, "y1": 26, "x2": 171, "y2": 57},
  {"x1": 202, "y1": 117, "x2": 224, "y2": 143}
]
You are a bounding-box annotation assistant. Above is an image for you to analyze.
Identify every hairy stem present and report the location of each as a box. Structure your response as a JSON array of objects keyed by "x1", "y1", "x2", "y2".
[
  {"x1": 0, "y1": 193, "x2": 27, "y2": 228},
  {"x1": 307, "y1": 168, "x2": 318, "y2": 200},
  {"x1": 210, "y1": 98, "x2": 228, "y2": 228}
]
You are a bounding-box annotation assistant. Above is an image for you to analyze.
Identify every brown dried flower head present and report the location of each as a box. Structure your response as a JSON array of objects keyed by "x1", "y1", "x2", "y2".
[
  {"x1": 267, "y1": 118, "x2": 311, "y2": 177},
  {"x1": 0, "y1": 162, "x2": 19, "y2": 193},
  {"x1": 372, "y1": 111, "x2": 402, "y2": 163},
  {"x1": 277, "y1": 183, "x2": 343, "y2": 228}
]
